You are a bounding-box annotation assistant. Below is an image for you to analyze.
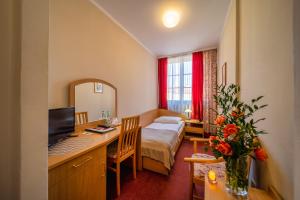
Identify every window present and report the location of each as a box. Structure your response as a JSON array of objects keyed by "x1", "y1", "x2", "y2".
[{"x1": 167, "y1": 54, "x2": 192, "y2": 113}]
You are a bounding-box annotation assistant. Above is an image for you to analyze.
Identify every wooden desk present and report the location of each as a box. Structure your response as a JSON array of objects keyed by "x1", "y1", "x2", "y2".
[
  {"x1": 48, "y1": 125, "x2": 142, "y2": 200},
  {"x1": 205, "y1": 177, "x2": 273, "y2": 200}
]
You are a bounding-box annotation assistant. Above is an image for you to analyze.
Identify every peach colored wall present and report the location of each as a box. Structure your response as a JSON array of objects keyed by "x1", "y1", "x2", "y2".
[
  {"x1": 21, "y1": 0, "x2": 49, "y2": 199},
  {"x1": 218, "y1": 0, "x2": 237, "y2": 85},
  {"x1": 239, "y1": 1, "x2": 294, "y2": 199},
  {"x1": 49, "y1": 0, "x2": 157, "y2": 118},
  {"x1": 219, "y1": 0, "x2": 295, "y2": 199},
  {"x1": 294, "y1": 0, "x2": 300, "y2": 199},
  {"x1": 0, "y1": 0, "x2": 21, "y2": 199},
  {"x1": 1, "y1": 0, "x2": 49, "y2": 199}
]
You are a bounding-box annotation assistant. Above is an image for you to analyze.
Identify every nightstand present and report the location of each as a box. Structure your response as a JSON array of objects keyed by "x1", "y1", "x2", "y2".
[{"x1": 184, "y1": 119, "x2": 204, "y2": 138}]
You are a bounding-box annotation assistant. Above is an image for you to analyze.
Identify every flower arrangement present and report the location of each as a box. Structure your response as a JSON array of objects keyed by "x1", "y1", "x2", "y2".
[{"x1": 209, "y1": 84, "x2": 268, "y2": 196}]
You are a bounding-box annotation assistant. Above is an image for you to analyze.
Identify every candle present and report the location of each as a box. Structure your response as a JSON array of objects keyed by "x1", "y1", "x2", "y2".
[{"x1": 208, "y1": 170, "x2": 217, "y2": 184}]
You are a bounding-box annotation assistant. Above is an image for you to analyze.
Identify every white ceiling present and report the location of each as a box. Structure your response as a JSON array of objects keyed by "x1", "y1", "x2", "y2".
[{"x1": 92, "y1": 0, "x2": 230, "y2": 57}]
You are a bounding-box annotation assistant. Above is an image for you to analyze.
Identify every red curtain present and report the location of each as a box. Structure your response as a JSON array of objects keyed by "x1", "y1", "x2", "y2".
[
  {"x1": 158, "y1": 58, "x2": 168, "y2": 109},
  {"x1": 192, "y1": 51, "x2": 204, "y2": 120}
]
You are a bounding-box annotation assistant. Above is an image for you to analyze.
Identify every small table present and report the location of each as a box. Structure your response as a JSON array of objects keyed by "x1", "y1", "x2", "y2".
[
  {"x1": 205, "y1": 177, "x2": 274, "y2": 200},
  {"x1": 185, "y1": 119, "x2": 204, "y2": 138}
]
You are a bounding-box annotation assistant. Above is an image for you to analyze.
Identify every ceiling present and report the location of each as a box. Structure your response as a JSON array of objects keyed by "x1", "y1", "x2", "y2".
[{"x1": 92, "y1": 0, "x2": 231, "y2": 57}]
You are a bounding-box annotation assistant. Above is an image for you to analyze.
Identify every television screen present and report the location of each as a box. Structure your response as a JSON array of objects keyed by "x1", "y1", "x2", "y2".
[{"x1": 48, "y1": 107, "x2": 75, "y2": 146}]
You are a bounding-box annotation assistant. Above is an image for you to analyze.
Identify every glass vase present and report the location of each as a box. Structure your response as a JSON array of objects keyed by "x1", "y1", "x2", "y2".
[{"x1": 225, "y1": 156, "x2": 249, "y2": 197}]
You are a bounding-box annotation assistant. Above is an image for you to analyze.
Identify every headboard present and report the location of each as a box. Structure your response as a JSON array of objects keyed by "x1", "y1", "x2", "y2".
[{"x1": 139, "y1": 109, "x2": 186, "y2": 127}]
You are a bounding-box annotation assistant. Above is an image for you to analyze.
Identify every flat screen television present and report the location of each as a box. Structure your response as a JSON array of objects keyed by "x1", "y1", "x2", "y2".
[{"x1": 48, "y1": 107, "x2": 75, "y2": 146}]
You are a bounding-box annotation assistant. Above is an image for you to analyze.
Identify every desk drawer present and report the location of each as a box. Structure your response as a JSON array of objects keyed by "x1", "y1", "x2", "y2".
[
  {"x1": 185, "y1": 126, "x2": 204, "y2": 134},
  {"x1": 49, "y1": 146, "x2": 107, "y2": 200},
  {"x1": 65, "y1": 148, "x2": 101, "y2": 172},
  {"x1": 49, "y1": 148, "x2": 102, "y2": 187}
]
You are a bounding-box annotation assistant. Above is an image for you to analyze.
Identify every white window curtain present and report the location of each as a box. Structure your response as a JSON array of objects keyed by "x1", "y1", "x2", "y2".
[{"x1": 167, "y1": 54, "x2": 192, "y2": 114}]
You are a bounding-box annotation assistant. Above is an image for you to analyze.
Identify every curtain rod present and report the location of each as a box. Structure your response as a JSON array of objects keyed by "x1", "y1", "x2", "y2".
[{"x1": 157, "y1": 46, "x2": 218, "y2": 59}]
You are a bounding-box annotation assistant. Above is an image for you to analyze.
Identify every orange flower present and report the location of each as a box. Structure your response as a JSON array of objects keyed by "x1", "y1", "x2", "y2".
[
  {"x1": 216, "y1": 142, "x2": 232, "y2": 156},
  {"x1": 231, "y1": 111, "x2": 239, "y2": 118},
  {"x1": 223, "y1": 124, "x2": 238, "y2": 138},
  {"x1": 231, "y1": 111, "x2": 244, "y2": 118},
  {"x1": 209, "y1": 136, "x2": 220, "y2": 147},
  {"x1": 214, "y1": 115, "x2": 226, "y2": 126},
  {"x1": 255, "y1": 148, "x2": 268, "y2": 161}
]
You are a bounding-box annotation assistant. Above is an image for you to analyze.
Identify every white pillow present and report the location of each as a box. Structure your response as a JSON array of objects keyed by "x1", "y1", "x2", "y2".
[{"x1": 154, "y1": 116, "x2": 182, "y2": 124}]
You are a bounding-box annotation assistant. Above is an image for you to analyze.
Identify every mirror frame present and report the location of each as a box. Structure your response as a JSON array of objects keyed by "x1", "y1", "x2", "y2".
[{"x1": 69, "y1": 78, "x2": 118, "y2": 117}]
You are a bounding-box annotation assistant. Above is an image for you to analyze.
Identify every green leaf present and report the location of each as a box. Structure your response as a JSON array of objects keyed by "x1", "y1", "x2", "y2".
[
  {"x1": 257, "y1": 130, "x2": 268, "y2": 134},
  {"x1": 253, "y1": 118, "x2": 266, "y2": 124},
  {"x1": 256, "y1": 96, "x2": 264, "y2": 101},
  {"x1": 259, "y1": 104, "x2": 268, "y2": 109}
]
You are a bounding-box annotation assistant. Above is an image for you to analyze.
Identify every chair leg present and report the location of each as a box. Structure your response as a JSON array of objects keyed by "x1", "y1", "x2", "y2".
[
  {"x1": 132, "y1": 153, "x2": 136, "y2": 179},
  {"x1": 189, "y1": 182, "x2": 194, "y2": 200},
  {"x1": 189, "y1": 164, "x2": 194, "y2": 200},
  {"x1": 116, "y1": 162, "x2": 121, "y2": 196}
]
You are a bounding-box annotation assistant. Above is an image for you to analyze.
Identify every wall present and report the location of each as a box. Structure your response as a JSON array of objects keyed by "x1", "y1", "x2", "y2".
[
  {"x1": 219, "y1": 0, "x2": 295, "y2": 199},
  {"x1": 0, "y1": 0, "x2": 49, "y2": 199},
  {"x1": 20, "y1": 0, "x2": 49, "y2": 199},
  {"x1": 294, "y1": 0, "x2": 300, "y2": 198},
  {"x1": 239, "y1": 1, "x2": 294, "y2": 199},
  {"x1": 218, "y1": 0, "x2": 237, "y2": 85},
  {"x1": 75, "y1": 83, "x2": 116, "y2": 121},
  {"x1": 49, "y1": 0, "x2": 157, "y2": 118},
  {"x1": 0, "y1": 0, "x2": 21, "y2": 199}
]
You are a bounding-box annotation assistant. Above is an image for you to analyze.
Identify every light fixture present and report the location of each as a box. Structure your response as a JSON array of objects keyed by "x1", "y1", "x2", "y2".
[
  {"x1": 208, "y1": 170, "x2": 217, "y2": 184},
  {"x1": 162, "y1": 10, "x2": 180, "y2": 28},
  {"x1": 185, "y1": 108, "x2": 192, "y2": 119}
]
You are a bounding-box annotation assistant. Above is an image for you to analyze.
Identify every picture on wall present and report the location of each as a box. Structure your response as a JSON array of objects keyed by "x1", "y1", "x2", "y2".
[
  {"x1": 222, "y1": 62, "x2": 227, "y2": 85},
  {"x1": 94, "y1": 82, "x2": 103, "y2": 93}
]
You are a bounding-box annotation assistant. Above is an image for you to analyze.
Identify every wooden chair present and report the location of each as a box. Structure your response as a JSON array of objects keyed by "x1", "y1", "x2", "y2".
[
  {"x1": 184, "y1": 138, "x2": 225, "y2": 200},
  {"x1": 184, "y1": 138, "x2": 252, "y2": 200},
  {"x1": 107, "y1": 115, "x2": 140, "y2": 196},
  {"x1": 75, "y1": 112, "x2": 88, "y2": 125}
]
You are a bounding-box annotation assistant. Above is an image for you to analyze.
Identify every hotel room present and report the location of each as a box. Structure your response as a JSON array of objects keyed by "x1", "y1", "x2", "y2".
[{"x1": 1, "y1": 0, "x2": 299, "y2": 200}]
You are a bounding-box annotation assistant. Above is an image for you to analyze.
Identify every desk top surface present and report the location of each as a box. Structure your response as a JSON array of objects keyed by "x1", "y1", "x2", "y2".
[
  {"x1": 48, "y1": 126, "x2": 121, "y2": 170},
  {"x1": 205, "y1": 177, "x2": 273, "y2": 200}
]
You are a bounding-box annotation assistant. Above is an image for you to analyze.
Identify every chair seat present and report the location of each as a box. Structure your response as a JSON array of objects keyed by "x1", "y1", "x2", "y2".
[
  {"x1": 107, "y1": 140, "x2": 133, "y2": 160},
  {"x1": 107, "y1": 141, "x2": 118, "y2": 159},
  {"x1": 192, "y1": 153, "x2": 225, "y2": 177}
]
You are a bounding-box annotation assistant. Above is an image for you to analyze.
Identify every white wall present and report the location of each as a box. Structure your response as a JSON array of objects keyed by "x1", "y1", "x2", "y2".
[
  {"x1": 21, "y1": 0, "x2": 49, "y2": 199},
  {"x1": 49, "y1": 0, "x2": 157, "y2": 118},
  {"x1": 218, "y1": 0, "x2": 237, "y2": 85}
]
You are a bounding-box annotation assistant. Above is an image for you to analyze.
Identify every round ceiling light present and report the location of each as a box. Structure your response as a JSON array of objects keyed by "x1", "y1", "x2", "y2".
[{"x1": 162, "y1": 10, "x2": 180, "y2": 28}]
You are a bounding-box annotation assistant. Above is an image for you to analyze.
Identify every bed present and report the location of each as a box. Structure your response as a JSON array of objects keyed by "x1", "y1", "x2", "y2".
[{"x1": 140, "y1": 109, "x2": 186, "y2": 175}]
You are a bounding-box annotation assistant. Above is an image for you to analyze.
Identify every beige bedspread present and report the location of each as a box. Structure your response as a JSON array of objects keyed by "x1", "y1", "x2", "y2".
[{"x1": 141, "y1": 128, "x2": 179, "y2": 170}]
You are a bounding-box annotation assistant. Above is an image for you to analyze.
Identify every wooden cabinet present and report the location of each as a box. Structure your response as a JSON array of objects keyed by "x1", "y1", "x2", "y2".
[
  {"x1": 49, "y1": 146, "x2": 106, "y2": 200},
  {"x1": 185, "y1": 119, "x2": 204, "y2": 138}
]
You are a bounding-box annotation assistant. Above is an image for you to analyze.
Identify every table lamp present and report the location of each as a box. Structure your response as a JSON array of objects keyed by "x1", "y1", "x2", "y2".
[{"x1": 185, "y1": 108, "x2": 192, "y2": 119}]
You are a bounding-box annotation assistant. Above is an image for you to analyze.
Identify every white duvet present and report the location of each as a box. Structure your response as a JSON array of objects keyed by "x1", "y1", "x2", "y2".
[
  {"x1": 142, "y1": 121, "x2": 185, "y2": 169},
  {"x1": 145, "y1": 121, "x2": 184, "y2": 136}
]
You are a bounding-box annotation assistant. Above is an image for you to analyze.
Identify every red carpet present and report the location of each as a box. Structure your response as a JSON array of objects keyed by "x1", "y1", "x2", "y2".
[{"x1": 107, "y1": 140, "x2": 206, "y2": 200}]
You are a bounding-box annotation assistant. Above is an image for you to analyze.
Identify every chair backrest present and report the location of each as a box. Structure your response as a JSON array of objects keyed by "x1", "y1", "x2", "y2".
[
  {"x1": 117, "y1": 116, "x2": 140, "y2": 158},
  {"x1": 75, "y1": 112, "x2": 88, "y2": 125}
]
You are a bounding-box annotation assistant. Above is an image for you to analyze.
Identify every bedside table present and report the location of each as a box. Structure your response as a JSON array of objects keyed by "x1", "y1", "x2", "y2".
[{"x1": 185, "y1": 119, "x2": 204, "y2": 138}]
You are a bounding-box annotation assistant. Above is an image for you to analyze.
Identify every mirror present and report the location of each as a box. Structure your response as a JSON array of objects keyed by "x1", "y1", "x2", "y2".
[{"x1": 69, "y1": 79, "x2": 117, "y2": 123}]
